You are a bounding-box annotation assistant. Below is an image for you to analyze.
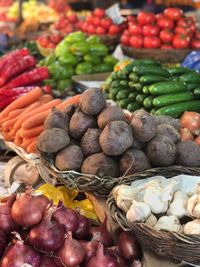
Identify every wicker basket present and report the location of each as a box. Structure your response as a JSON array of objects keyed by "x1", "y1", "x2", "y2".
[
  {"x1": 121, "y1": 45, "x2": 194, "y2": 63},
  {"x1": 107, "y1": 166, "x2": 200, "y2": 265}
]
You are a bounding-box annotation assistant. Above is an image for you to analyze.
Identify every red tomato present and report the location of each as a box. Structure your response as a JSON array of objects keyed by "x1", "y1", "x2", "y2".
[
  {"x1": 161, "y1": 44, "x2": 173, "y2": 49},
  {"x1": 87, "y1": 24, "x2": 96, "y2": 34},
  {"x1": 86, "y1": 15, "x2": 93, "y2": 23},
  {"x1": 190, "y1": 39, "x2": 200, "y2": 49},
  {"x1": 127, "y1": 15, "x2": 136, "y2": 22},
  {"x1": 47, "y1": 43, "x2": 56, "y2": 49},
  {"x1": 177, "y1": 18, "x2": 188, "y2": 28},
  {"x1": 157, "y1": 17, "x2": 174, "y2": 29},
  {"x1": 81, "y1": 22, "x2": 88, "y2": 31},
  {"x1": 164, "y1": 8, "x2": 183, "y2": 21},
  {"x1": 96, "y1": 26, "x2": 106, "y2": 35},
  {"x1": 137, "y1": 11, "x2": 156, "y2": 26},
  {"x1": 101, "y1": 18, "x2": 112, "y2": 29},
  {"x1": 143, "y1": 36, "x2": 161, "y2": 48},
  {"x1": 187, "y1": 16, "x2": 196, "y2": 23},
  {"x1": 129, "y1": 24, "x2": 142, "y2": 35},
  {"x1": 120, "y1": 34, "x2": 130, "y2": 46},
  {"x1": 195, "y1": 31, "x2": 200, "y2": 39},
  {"x1": 156, "y1": 13, "x2": 165, "y2": 20},
  {"x1": 38, "y1": 36, "x2": 48, "y2": 47},
  {"x1": 142, "y1": 25, "x2": 160, "y2": 36},
  {"x1": 67, "y1": 13, "x2": 78, "y2": 23},
  {"x1": 50, "y1": 34, "x2": 61, "y2": 44},
  {"x1": 108, "y1": 25, "x2": 121, "y2": 35},
  {"x1": 188, "y1": 22, "x2": 197, "y2": 34},
  {"x1": 93, "y1": 17, "x2": 101, "y2": 26},
  {"x1": 175, "y1": 26, "x2": 189, "y2": 35},
  {"x1": 120, "y1": 22, "x2": 128, "y2": 31},
  {"x1": 172, "y1": 34, "x2": 190, "y2": 49},
  {"x1": 159, "y1": 29, "x2": 174, "y2": 43},
  {"x1": 93, "y1": 8, "x2": 105, "y2": 18},
  {"x1": 123, "y1": 29, "x2": 130, "y2": 36},
  {"x1": 129, "y1": 35, "x2": 143, "y2": 48}
]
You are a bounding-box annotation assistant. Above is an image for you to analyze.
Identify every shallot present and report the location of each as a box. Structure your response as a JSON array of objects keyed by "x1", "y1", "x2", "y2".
[
  {"x1": 118, "y1": 232, "x2": 140, "y2": 261},
  {"x1": 180, "y1": 128, "x2": 194, "y2": 141},
  {"x1": 80, "y1": 240, "x2": 99, "y2": 261},
  {"x1": 75, "y1": 211, "x2": 90, "y2": 239},
  {"x1": 180, "y1": 111, "x2": 200, "y2": 135},
  {"x1": 40, "y1": 254, "x2": 59, "y2": 267},
  {"x1": 0, "y1": 229, "x2": 7, "y2": 257}
]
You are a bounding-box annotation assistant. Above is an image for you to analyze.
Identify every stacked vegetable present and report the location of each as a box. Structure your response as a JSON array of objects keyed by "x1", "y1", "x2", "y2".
[
  {"x1": 0, "y1": 48, "x2": 49, "y2": 110},
  {"x1": 40, "y1": 31, "x2": 118, "y2": 93},
  {"x1": 104, "y1": 59, "x2": 200, "y2": 118},
  {"x1": 0, "y1": 190, "x2": 141, "y2": 267},
  {"x1": 0, "y1": 87, "x2": 80, "y2": 153}
]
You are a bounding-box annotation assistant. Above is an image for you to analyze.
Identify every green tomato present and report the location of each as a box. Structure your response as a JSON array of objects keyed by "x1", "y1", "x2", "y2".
[
  {"x1": 59, "y1": 53, "x2": 78, "y2": 65},
  {"x1": 64, "y1": 31, "x2": 86, "y2": 44},
  {"x1": 75, "y1": 62, "x2": 93, "y2": 75},
  {"x1": 57, "y1": 79, "x2": 72, "y2": 91},
  {"x1": 86, "y1": 35, "x2": 101, "y2": 44}
]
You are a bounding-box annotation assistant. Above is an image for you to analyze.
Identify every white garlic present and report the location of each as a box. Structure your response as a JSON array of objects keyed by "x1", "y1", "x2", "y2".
[
  {"x1": 154, "y1": 215, "x2": 183, "y2": 233},
  {"x1": 145, "y1": 213, "x2": 157, "y2": 227},
  {"x1": 126, "y1": 200, "x2": 151, "y2": 223},
  {"x1": 187, "y1": 185, "x2": 200, "y2": 218},
  {"x1": 167, "y1": 191, "x2": 188, "y2": 219},
  {"x1": 184, "y1": 219, "x2": 200, "y2": 235}
]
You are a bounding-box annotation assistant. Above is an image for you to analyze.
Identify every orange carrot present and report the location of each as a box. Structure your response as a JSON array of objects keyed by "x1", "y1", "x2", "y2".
[
  {"x1": 57, "y1": 94, "x2": 81, "y2": 110},
  {"x1": 22, "y1": 110, "x2": 51, "y2": 129},
  {"x1": 26, "y1": 140, "x2": 37, "y2": 154},
  {"x1": 2, "y1": 130, "x2": 13, "y2": 141},
  {"x1": 9, "y1": 108, "x2": 25, "y2": 119},
  {"x1": 20, "y1": 125, "x2": 44, "y2": 138},
  {"x1": 14, "y1": 130, "x2": 23, "y2": 146},
  {"x1": 0, "y1": 87, "x2": 43, "y2": 119},
  {"x1": 39, "y1": 94, "x2": 53, "y2": 104},
  {"x1": 2, "y1": 115, "x2": 22, "y2": 131},
  {"x1": 21, "y1": 137, "x2": 37, "y2": 149}
]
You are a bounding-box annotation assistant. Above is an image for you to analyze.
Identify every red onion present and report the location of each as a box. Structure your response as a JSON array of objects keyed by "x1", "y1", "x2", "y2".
[
  {"x1": 11, "y1": 190, "x2": 49, "y2": 228},
  {"x1": 0, "y1": 229, "x2": 7, "y2": 257},
  {"x1": 107, "y1": 247, "x2": 130, "y2": 267},
  {"x1": 132, "y1": 260, "x2": 142, "y2": 267},
  {"x1": 75, "y1": 212, "x2": 90, "y2": 239},
  {"x1": 40, "y1": 254, "x2": 59, "y2": 267},
  {"x1": 118, "y1": 232, "x2": 141, "y2": 262},
  {"x1": 52, "y1": 201, "x2": 78, "y2": 235},
  {"x1": 29, "y1": 208, "x2": 65, "y2": 252},
  {"x1": 0, "y1": 194, "x2": 17, "y2": 233},
  {"x1": 55, "y1": 232, "x2": 85, "y2": 267},
  {"x1": 89, "y1": 218, "x2": 113, "y2": 247},
  {"x1": 80, "y1": 240, "x2": 99, "y2": 261},
  {"x1": 1, "y1": 240, "x2": 40, "y2": 267},
  {"x1": 86, "y1": 243, "x2": 119, "y2": 267}
]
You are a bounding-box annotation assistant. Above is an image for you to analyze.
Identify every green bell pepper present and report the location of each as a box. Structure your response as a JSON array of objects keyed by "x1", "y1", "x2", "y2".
[
  {"x1": 103, "y1": 55, "x2": 118, "y2": 66},
  {"x1": 90, "y1": 44, "x2": 108, "y2": 56},
  {"x1": 86, "y1": 35, "x2": 101, "y2": 44},
  {"x1": 55, "y1": 41, "x2": 70, "y2": 58},
  {"x1": 70, "y1": 42, "x2": 90, "y2": 56},
  {"x1": 84, "y1": 54, "x2": 101, "y2": 65},
  {"x1": 94, "y1": 63, "x2": 113, "y2": 73},
  {"x1": 64, "y1": 31, "x2": 86, "y2": 44},
  {"x1": 49, "y1": 61, "x2": 74, "y2": 80},
  {"x1": 57, "y1": 79, "x2": 72, "y2": 91},
  {"x1": 75, "y1": 62, "x2": 93, "y2": 75},
  {"x1": 58, "y1": 52, "x2": 78, "y2": 65}
]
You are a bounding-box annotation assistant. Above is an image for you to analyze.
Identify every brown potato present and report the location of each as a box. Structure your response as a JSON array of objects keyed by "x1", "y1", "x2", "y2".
[
  {"x1": 44, "y1": 107, "x2": 69, "y2": 131},
  {"x1": 81, "y1": 152, "x2": 119, "y2": 178},
  {"x1": 131, "y1": 110, "x2": 157, "y2": 142},
  {"x1": 156, "y1": 115, "x2": 180, "y2": 131},
  {"x1": 79, "y1": 88, "x2": 106, "y2": 115},
  {"x1": 176, "y1": 141, "x2": 200, "y2": 167},
  {"x1": 120, "y1": 148, "x2": 151, "y2": 176},
  {"x1": 81, "y1": 128, "x2": 102, "y2": 156},
  {"x1": 37, "y1": 128, "x2": 70, "y2": 153},
  {"x1": 69, "y1": 109, "x2": 97, "y2": 139},
  {"x1": 55, "y1": 145, "x2": 84, "y2": 171},
  {"x1": 156, "y1": 124, "x2": 180, "y2": 144},
  {"x1": 99, "y1": 121, "x2": 133, "y2": 156},
  {"x1": 97, "y1": 105, "x2": 125, "y2": 129},
  {"x1": 147, "y1": 136, "x2": 176, "y2": 166}
]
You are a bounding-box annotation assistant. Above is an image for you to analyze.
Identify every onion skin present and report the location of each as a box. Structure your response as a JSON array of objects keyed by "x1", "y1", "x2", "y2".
[
  {"x1": 195, "y1": 136, "x2": 200, "y2": 146},
  {"x1": 40, "y1": 255, "x2": 59, "y2": 267},
  {"x1": 107, "y1": 247, "x2": 130, "y2": 267},
  {"x1": 0, "y1": 229, "x2": 7, "y2": 257},
  {"x1": 75, "y1": 212, "x2": 90, "y2": 240},
  {"x1": 55, "y1": 232, "x2": 85, "y2": 267},
  {"x1": 11, "y1": 191, "x2": 49, "y2": 228},
  {"x1": 29, "y1": 208, "x2": 65, "y2": 252},
  {"x1": 80, "y1": 240, "x2": 99, "y2": 261},
  {"x1": 1, "y1": 240, "x2": 40, "y2": 267},
  {"x1": 52, "y1": 202, "x2": 79, "y2": 235},
  {"x1": 180, "y1": 128, "x2": 194, "y2": 141},
  {"x1": 0, "y1": 194, "x2": 17, "y2": 233},
  {"x1": 180, "y1": 111, "x2": 200, "y2": 135},
  {"x1": 118, "y1": 232, "x2": 140, "y2": 262}
]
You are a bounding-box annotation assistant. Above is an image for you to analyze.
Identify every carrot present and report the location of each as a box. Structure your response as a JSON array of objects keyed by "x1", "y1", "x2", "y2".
[
  {"x1": 20, "y1": 125, "x2": 44, "y2": 138},
  {"x1": 8, "y1": 108, "x2": 25, "y2": 119},
  {"x1": 39, "y1": 94, "x2": 53, "y2": 104},
  {"x1": 14, "y1": 130, "x2": 23, "y2": 146},
  {"x1": 21, "y1": 137, "x2": 37, "y2": 149},
  {"x1": 2, "y1": 130, "x2": 13, "y2": 141},
  {"x1": 57, "y1": 94, "x2": 81, "y2": 110},
  {"x1": 22, "y1": 110, "x2": 50, "y2": 129},
  {"x1": 26, "y1": 140, "x2": 37, "y2": 154},
  {"x1": 0, "y1": 87, "x2": 43, "y2": 119},
  {"x1": 2, "y1": 115, "x2": 22, "y2": 131}
]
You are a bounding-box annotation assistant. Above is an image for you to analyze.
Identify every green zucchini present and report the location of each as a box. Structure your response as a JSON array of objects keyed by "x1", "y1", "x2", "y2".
[
  {"x1": 127, "y1": 102, "x2": 141, "y2": 112},
  {"x1": 143, "y1": 96, "x2": 154, "y2": 108},
  {"x1": 142, "y1": 86, "x2": 150, "y2": 94},
  {"x1": 128, "y1": 82, "x2": 142, "y2": 91},
  {"x1": 139, "y1": 75, "x2": 167, "y2": 85},
  {"x1": 187, "y1": 83, "x2": 200, "y2": 90},
  {"x1": 133, "y1": 65, "x2": 170, "y2": 78},
  {"x1": 167, "y1": 66, "x2": 191, "y2": 76},
  {"x1": 129, "y1": 92, "x2": 137, "y2": 101},
  {"x1": 132, "y1": 59, "x2": 161, "y2": 66},
  {"x1": 149, "y1": 81, "x2": 187, "y2": 95},
  {"x1": 118, "y1": 99, "x2": 131, "y2": 109},
  {"x1": 119, "y1": 80, "x2": 129, "y2": 88},
  {"x1": 116, "y1": 70, "x2": 128, "y2": 79},
  {"x1": 154, "y1": 100, "x2": 200, "y2": 117},
  {"x1": 116, "y1": 90, "x2": 132, "y2": 100},
  {"x1": 109, "y1": 87, "x2": 122, "y2": 100},
  {"x1": 110, "y1": 72, "x2": 118, "y2": 80},
  {"x1": 153, "y1": 92, "x2": 194, "y2": 107},
  {"x1": 129, "y1": 73, "x2": 139, "y2": 82},
  {"x1": 180, "y1": 72, "x2": 200, "y2": 83},
  {"x1": 111, "y1": 80, "x2": 120, "y2": 88},
  {"x1": 136, "y1": 94, "x2": 146, "y2": 104}
]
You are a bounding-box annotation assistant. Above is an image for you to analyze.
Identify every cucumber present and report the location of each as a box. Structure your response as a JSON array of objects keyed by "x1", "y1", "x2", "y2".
[
  {"x1": 129, "y1": 92, "x2": 137, "y2": 101},
  {"x1": 142, "y1": 86, "x2": 150, "y2": 94},
  {"x1": 116, "y1": 89, "x2": 132, "y2": 100},
  {"x1": 149, "y1": 81, "x2": 187, "y2": 95},
  {"x1": 133, "y1": 65, "x2": 171, "y2": 78},
  {"x1": 143, "y1": 96, "x2": 154, "y2": 108},
  {"x1": 132, "y1": 59, "x2": 161, "y2": 66},
  {"x1": 118, "y1": 99, "x2": 131, "y2": 109},
  {"x1": 129, "y1": 73, "x2": 139, "y2": 82},
  {"x1": 129, "y1": 81, "x2": 136, "y2": 89},
  {"x1": 127, "y1": 102, "x2": 141, "y2": 112},
  {"x1": 153, "y1": 92, "x2": 194, "y2": 107},
  {"x1": 150, "y1": 108, "x2": 156, "y2": 115},
  {"x1": 167, "y1": 66, "x2": 191, "y2": 76},
  {"x1": 120, "y1": 80, "x2": 129, "y2": 88},
  {"x1": 111, "y1": 80, "x2": 120, "y2": 88},
  {"x1": 194, "y1": 88, "x2": 200, "y2": 95},
  {"x1": 117, "y1": 70, "x2": 128, "y2": 79},
  {"x1": 110, "y1": 72, "x2": 118, "y2": 80},
  {"x1": 136, "y1": 94, "x2": 146, "y2": 104},
  {"x1": 154, "y1": 100, "x2": 200, "y2": 117},
  {"x1": 187, "y1": 83, "x2": 200, "y2": 90},
  {"x1": 128, "y1": 82, "x2": 142, "y2": 91},
  {"x1": 139, "y1": 75, "x2": 167, "y2": 85},
  {"x1": 180, "y1": 72, "x2": 200, "y2": 83},
  {"x1": 109, "y1": 87, "x2": 122, "y2": 100}
]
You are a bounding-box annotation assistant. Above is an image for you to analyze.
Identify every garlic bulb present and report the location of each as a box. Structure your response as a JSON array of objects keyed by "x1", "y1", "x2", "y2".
[
  {"x1": 184, "y1": 219, "x2": 200, "y2": 235},
  {"x1": 145, "y1": 213, "x2": 157, "y2": 227},
  {"x1": 154, "y1": 215, "x2": 183, "y2": 233},
  {"x1": 167, "y1": 191, "x2": 188, "y2": 218},
  {"x1": 187, "y1": 185, "x2": 200, "y2": 218},
  {"x1": 126, "y1": 200, "x2": 151, "y2": 223}
]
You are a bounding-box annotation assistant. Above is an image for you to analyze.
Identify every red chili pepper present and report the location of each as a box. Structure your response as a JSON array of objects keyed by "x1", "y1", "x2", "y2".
[
  {"x1": 42, "y1": 85, "x2": 52, "y2": 94},
  {"x1": 0, "y1": 56, "x2": 36, "y2": 87},
  {"x1": 0, "y1": 86, "x2": 37, "y2": 96},
  {"x1": 0, "y1": 95, "x2": 19, "y2": 110}
]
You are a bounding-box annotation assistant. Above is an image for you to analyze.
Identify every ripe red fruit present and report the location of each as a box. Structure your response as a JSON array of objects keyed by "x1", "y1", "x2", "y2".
[
  {"x1": 38, "y1": 36, "x2": 48, "y2": 48},
  {"x1": 129, "y1": 24, "x2": 142, "y2": 35},
  {"x1": 87, "y1": 24, "x2": 96, "y2": 34},
  {"x1": 123, "y1": 30, "x2": 130, "y2": 36},
  {"x1": 96, "y1": 26, "x2": 106, "y2": 35},
  {"x1": 172, "y1": 34, "x2": 190, "y2": 49},
  {"x1": 129, "y1": 35, "x2": 143, "y2": 48},
  {"x1": 164, "y1": 8, "x2": 183, "y2": 21},
  {"x1": 159, "y1": 29, "x2": 174, "y2": 43},
  {"x1": 137, "y1": 11, "x2": 156, "y2": 26},
  {"x1": 175, "y1": 26, "x2": 189, "y2": 35},
  {"x1": 142, "y1": 25, "x2": 160, "y2": 36},
  {"x1": 67, "y1": 13, "x2": 78, "y2": 23},
  {"x1": 190, "y1": 39, "x2": 200, "y2": 49},
  {"x1": 161, "y1": 44, "x2": 173, "y2": 49},
  {"x1": 93, "y1": 17, "x2": 101, "y2": 27},
  {"x1": 93, "y1": 8, "x2": 105, "y2": 18},
  {"x1": 101, "y1": 18, "x2": 112, "y2": 29},
  {"x1": 120, "y1": 35, "x2": 130, "y2": 46},
  {"x1": 108, "y1": 25, "x2": 121, "y2": 35},
  {"x1": 143, "y1": 36, "x2": 161, "y2": 48},
  {"x1": 86, "y1": 15, "x2": 93, "y2": 23},
  {"x1": 157, "y1": 17, "x2": 174, "y2": 30}
]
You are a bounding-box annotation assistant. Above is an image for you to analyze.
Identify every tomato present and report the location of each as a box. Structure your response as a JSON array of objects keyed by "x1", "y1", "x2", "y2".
[
  {"x1": 142, "y1": 25, "x2": 160, "y2": 36},
  {"x1": 195, "y1": 31, "x2": 200, "y2": 39},
  {"x1": 177, "y1": 18, "x2": 188, "y2": 28},
  {"x1": 129, "y1": 24, "x2": 142, "y2": 35},
  {"x1": 187, "y1": 16, "x2": 196, "y2": 23},
  {"x1": 120, "y1": 34, "x2": 130, "y2": 46},
  {"x1": 108, "y1": 25, "x2": 121, "y2": 35},
  {"x1": 87, "y1": 24, "x2": 96, "y2": 34},
  {"x1": 188, "y1": 22, "x2": 197, "y2": 34},
  {"x1": 175, "y1": 26, "x2": 189, "y2": 35},
  {"x1": 129, "y1": 35, "x2": 143, "y2": 48},
  {"x1": 190, "y1": 39, "x2": 200, "y2": 49},
  {"x1": 47, "y1": 43, "x2": 56, "y2": 49},
  {"x1": 96, "y1": 26, "x2": 106, "y2": 35},
  {"x1": 156, "y1": 13, "x2": 165, "y2": 20},
  {"x1": 123, "y1": 29, "x2": 130, "y2": 36},
  {"x1": 161, "y1": 44, "x2": 173, "y2": 49},
  {"x1": 164, "y1": 8, "x2": 183, "y2": 21},
  {"x1": 137, "y1": 11, "x2": 156, "y2": 26},
  {"x1": 101, "y1": 18, "x2": 112, "y2": 29},
  {"x1": 93, "y1": 17, "x2": 101, "y2": 27},
  {"x1": 81, "y1": 22, "x2": 88, "y2": 31},
  {"x1": 38, "y1": 36, "x2": 48, "y2": 48},
  {"x1": 127, "y1": 15, "x2": 136, "y2": 22},
  {"x1": 143, "y1": 36, "x2": 161, "y2": 48},
  {"x1": 157, "y1": 17, "x2": 174, "y2": 30},
  {"x1": 93, "y1": 8, "x2": 105, "y2": 18},
  {"x1": 172, "y1": 34, "x2": 190, "y2": 49},
  {"x1": 67, "y1": 13, "x2": 78, "y2": 23},
  {"x1": 50, "y1": 34, "x2": 62, "y2": 44},
  {"x1": 159, "y1": 29, "x2": 174, "y2": 43}
]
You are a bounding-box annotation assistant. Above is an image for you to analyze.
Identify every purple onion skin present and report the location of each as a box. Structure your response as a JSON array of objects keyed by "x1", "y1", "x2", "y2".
[
  {"x1": 40, "y1": 254, "x2": 59, "y2": 267},
  {"x1": 80, "y1": 240, "x2": 100, "y2": 261},
  {"x1": 0, "y1": 229, "x2": 7, "y2": 257},
  {"x1": 75, "y1": 212, "x2": 90, "y2": 240}
]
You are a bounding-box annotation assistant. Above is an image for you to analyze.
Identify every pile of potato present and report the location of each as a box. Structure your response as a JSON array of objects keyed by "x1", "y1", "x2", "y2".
[{"x1": 37, "y1": 88, "x2": 200, "y2": 179}]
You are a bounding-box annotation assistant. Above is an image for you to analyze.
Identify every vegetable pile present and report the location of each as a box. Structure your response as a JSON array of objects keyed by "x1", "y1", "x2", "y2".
[
  {"x1": 0, "y1": 48, "x2": 50, "y2": 110},
  {"x1": 0, "y1": 87, "x2": 80, "y2": 153},
  {"x1": 39, "y1": 31, "x2": 118, "y2": 93},
  {"x1": 113, "y1": 176, "x2": 200, "y2": 235},
  {"x1": 120, "y1": 8, "x2": 199, "y2": 49},
  {"x1": 0, "y1": 190, "x2": 141, "y2": 267},
  {"x1": 104, "y1": 59, "x2": 200, "y2": 118}
]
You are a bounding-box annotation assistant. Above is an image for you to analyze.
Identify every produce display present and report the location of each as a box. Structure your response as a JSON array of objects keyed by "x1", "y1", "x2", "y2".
[
  {"x1": 120, "y1": 8, "x2": 200, "y2": 49},
  {"x1": 113, "y1": 175, "x2": 200, "y2": 235},
  {"x1": 39, "y1": 32, "x2": 118, "y2": 93},
  {"x1": 0, "y1": 190, "x2": 141, "y2": 267},
  {"x1": 104, "y1": 59, "x2": 200, "y2": 117}
]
